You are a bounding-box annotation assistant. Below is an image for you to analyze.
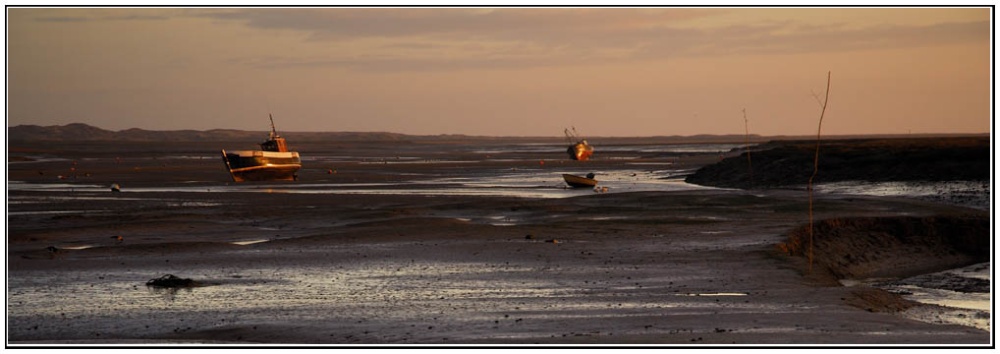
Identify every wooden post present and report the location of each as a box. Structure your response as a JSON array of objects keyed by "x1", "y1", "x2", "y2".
[{"x1": 743, "y1": 108, "x2": 753, "y2": 189}]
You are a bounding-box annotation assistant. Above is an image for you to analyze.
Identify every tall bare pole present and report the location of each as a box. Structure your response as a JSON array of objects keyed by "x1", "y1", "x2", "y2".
[
  {"x1": 807, "y1": 71, "x2": 832, "y2": 274},
  {"x1": 743, "y1": 108, "x2": 753, "y2": 189}
]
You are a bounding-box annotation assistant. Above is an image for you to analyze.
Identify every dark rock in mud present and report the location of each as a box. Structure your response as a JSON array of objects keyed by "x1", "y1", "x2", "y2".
[
  {"x1": 685, "y1": 137, "x2": 989, "y2": 189},
  {"x1": 146, "y1": 274, "x2": 196, "y2": 288}
]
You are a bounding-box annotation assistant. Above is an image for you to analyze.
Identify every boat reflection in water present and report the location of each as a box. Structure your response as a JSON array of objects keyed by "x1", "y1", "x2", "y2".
[{"x1": 222, "y1": 114, "x2": 302, "y2": 182}]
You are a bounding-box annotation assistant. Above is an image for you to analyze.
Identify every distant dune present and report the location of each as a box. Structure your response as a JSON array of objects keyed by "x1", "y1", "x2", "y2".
[
  {"x1": 6, "y1": 123, "x2": 757, "y2": 143},
  {"x1": 7, "y1": 123, "x2": 412, "y2": 142}
]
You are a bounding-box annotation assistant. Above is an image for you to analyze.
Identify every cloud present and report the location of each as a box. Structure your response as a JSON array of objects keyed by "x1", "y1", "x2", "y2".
[
  {"x1": 191, "y1": 8, "x2": 719, "y2": 43},
  {"x1": 224, "y1": 49, "x2": 573, "y2": 72},
  {"x1": 32, "y1": 12, "x2": 170, "y2": 22},
  {"x1": 636, "y1": 20, "x2": 989, "y2": 59},
  {"x1": 198, "y1": 8, "x2": 989, "y2": 71},
  {"x1": 33, "y1": 16, "x2": 91, "y2": 22}
]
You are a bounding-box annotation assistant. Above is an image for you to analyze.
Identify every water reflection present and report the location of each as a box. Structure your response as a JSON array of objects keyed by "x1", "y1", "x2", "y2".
[
  {"x1": 8, "y1": 169, "x2": 715, "y2": 199},
  {"x1": 816, "y1": 181, "x2": 989, "y2": 210},
  {"x1": 672, "y1": 292, "x2": 749, "y2": 297},
  {"x1": 869, "y1": 262, "x2": 992, "y2": 331}
]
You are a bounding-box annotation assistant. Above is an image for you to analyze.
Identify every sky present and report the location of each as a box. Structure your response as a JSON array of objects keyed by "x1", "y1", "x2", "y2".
[{"x1": 5, "y1": 6, "x2": 993, "y2": 137}]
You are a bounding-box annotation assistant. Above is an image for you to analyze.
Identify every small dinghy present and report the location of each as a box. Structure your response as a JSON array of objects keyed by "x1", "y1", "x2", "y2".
[{"x1": 563, "y1": 173, "x2": 598, "y2": 188}]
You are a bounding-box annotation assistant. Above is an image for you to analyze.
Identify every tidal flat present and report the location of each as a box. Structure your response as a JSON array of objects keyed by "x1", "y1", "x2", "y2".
[{"x1": 6, "y1": 137, "x2": 991, "y2": 346}]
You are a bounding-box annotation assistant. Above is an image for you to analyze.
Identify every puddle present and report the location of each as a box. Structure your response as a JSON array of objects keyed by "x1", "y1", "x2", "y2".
[
  {"x1": 358, "y1": 160, "x2": 481, "y2": 165},
  {"x1": 626, "y1": 162, "x2": 675, "y2": 166},
  {"x1": 673, "y1": 292, "x2": 749, "y2": 297},
  {"x1": 816, "y1": 181, "x2": 989, "y2": 210},
  {"x1": 9, "y1": 195, "x2": 149, "y2": 202},
  {"x1": 579, "y1": 216, "x2": 634, "y2": 221},
  {"x1": 9, "y1": 169, "x2": 715, "y2": 199},
  {"x1": 7, "y1": 157, "x2": 73, "y2": 164},
  {"x1": 7, "y1": 182, "x2": 107, "y2": 191},
  {"x1": 231, "y1": 240, "x2": 270, "y2": 246},
  {"x1": 848, "y1": 263, "x2": 993, "y2": 332},
  {"x1": 484, "y1": 215, "x2": 519, "y2": 226},
  {"x1": 7, "y1": 210, "x2": 107, "y2": 216},
  {"x1": 59, "y1": 245, "x2": 96, "y2": 250},
  {"x1": 164, "y1": 202, "x2": 224, "y2": 207},
  {"x1": 895, "y1": 286, "x2": 991, "y2": 312},
  {"x1": 598, "y1": 144, "x2": 747, "y2": 154}
]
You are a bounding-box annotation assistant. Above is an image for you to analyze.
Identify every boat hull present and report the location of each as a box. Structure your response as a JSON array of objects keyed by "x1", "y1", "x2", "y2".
[
  {"x1": 222, "y1": 150, "x2": 301, "y2": 182},
  {"x1": 568, "y1": 142, "x2": 594, "y2": 161},
  {"x1": 563, "y1": 174, "x2": 598, "y2": 188}
]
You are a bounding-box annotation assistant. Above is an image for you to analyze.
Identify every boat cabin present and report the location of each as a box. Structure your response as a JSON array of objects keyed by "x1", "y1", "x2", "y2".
[{"x1": 260, "y1": 135, "x2": 289, "y2": 152}]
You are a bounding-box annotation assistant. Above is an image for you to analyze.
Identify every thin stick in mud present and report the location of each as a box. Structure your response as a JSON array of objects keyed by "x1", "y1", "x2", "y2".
[
  {"x1": 808, "y1": 71, "x2": 832, "y2": 274},
  {"x1": 743, "y1": 108, "x2": 753, "y2": 189}
]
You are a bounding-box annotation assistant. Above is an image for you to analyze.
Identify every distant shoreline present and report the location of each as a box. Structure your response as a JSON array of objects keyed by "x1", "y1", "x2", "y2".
[{"x1": 6, "y1": 122, "x2": 990, "y2": 143}]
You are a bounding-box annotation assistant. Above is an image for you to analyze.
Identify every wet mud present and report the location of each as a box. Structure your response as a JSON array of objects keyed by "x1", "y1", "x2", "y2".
[
  {"x1": 6, "y1": 137, "x2": 992, "y2": 346},
  {"x1": 779, "y1": 215, "x2": 990, "y2": 280}
]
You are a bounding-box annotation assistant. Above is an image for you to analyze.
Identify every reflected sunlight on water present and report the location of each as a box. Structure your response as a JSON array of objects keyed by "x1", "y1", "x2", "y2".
[
  {"x1": 875, "y1": 263, "x2": 992, "y2": 331},
  {"x1": 816, "y1": 180, "x2": 989, "y2": 210},
  {"x1": 8, "y1": 169, "x2": 716, "y2": 199}
]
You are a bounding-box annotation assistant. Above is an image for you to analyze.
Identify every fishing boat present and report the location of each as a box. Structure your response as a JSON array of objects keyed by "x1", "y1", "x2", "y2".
[
  {"x1": 563, "y1": 173, "x2": 598, "y2": 188},
  {"x1": 565, "y1": 127, "x2": 594, "y2": 161},
  {"x1": 221, "y1": 114, "x2": 301, "y2": 182}
]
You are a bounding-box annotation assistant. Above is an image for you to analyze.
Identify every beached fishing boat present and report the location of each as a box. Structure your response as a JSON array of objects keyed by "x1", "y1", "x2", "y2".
[
  {"x1": 221, "y1": 114, "x2": 301, "y2": 182},
  {"x1": 563, "y1": 173, "x2": 598, "y2": 188},
  {"x1": 568, "y1": 140, "x2": 594, "y2": 161},
  {"x1": 565, "y1": 127, "x2": 594, "y2": 161}
]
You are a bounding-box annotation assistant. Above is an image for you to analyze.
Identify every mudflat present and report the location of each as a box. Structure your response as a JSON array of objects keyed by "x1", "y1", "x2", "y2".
[{"x1": 6, "y1": 137, "x2": 991, "y2": 346}]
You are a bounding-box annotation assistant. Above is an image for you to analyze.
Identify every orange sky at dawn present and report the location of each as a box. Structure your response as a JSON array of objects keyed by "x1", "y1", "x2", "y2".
[{"x1": 6, "y1": 6, "x2": 992, "y2": 137}]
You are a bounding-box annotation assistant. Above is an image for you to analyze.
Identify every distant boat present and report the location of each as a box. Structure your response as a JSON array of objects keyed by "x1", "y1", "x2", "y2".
[
  {"x1": 565, "y1": 127, "x2": 594, "y2": 161},
  {"x1": 563, "y1": 173, "x2": 598, "y2": 188},
  {"x1": 221, "y1": 114, "x2": 301, "y2": 182}
]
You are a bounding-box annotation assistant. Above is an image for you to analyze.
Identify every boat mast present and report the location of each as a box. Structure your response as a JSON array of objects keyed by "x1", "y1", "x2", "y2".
[
  {"x1": 565, "y1": 127, "x2": 578, "y2": 144},
  {"x1": 261, "y1": 113, "x2": 289, "y2": 152},
  {"x1": 268, "y1": 113, "x2": 279, "y2": 139}
]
